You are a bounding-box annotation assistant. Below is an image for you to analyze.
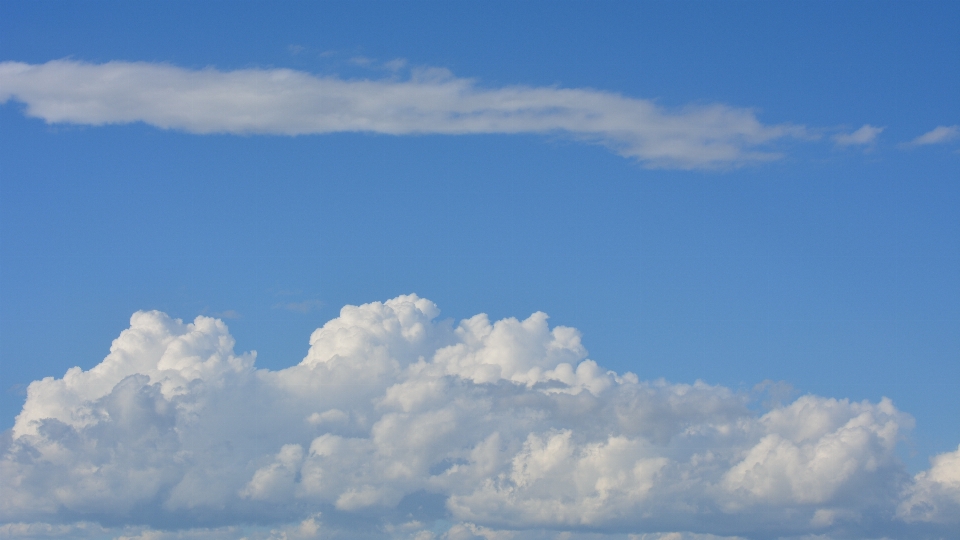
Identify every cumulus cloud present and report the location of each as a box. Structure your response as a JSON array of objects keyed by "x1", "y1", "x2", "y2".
[
  {"x1": 832, "y1": 124, "x2": 884, "y2": 147},
  {"x1": 904, "y1": 125, "x2": 960, "y2": 147},
  {"x1": 0, "y1": 60, "x2": 807, "y2": 169},
  {"x1": 897, "y1": 444, "x2": 960, "y2": 523},
  {"x1": 1, "y1": 294, "x2": 956, "y2": 539}
]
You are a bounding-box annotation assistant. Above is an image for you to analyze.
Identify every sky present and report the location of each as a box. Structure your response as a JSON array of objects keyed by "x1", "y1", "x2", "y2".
[{"x1": 0, "y1": 1, "x2": 958, "y2": 539}]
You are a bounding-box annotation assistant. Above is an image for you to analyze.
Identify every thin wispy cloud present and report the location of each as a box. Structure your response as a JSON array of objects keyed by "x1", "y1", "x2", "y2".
[
  {"x1": 2, "y1": 295, "x2": 958, "y2": 539},
  {"x1": 904, "y1": 124, "x2": 960, "y2": 147},
  {"x1": 273, "y1": 299, "x2": 324, "y2": 314},
  {"x1": 0, "y1": 60, "x2": 807, "y2": 169},
  {"x1": 832, "y1": 124, "x2": 884, "y2": 147}
]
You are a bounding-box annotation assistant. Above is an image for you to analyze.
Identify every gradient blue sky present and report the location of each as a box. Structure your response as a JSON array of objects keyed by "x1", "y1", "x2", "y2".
[{"x1": 1, "y1": 2, "x2": 959, "y2": 539}]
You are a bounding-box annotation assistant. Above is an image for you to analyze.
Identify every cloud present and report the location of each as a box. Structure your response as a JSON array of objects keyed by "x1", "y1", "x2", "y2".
[
  {"x1": 1, "y1": 294, "x2": 956, "y2": 539},
  {"x1": 904, "y1": 125, "x2": 960, "y2": 147},
  {"x1": 897, "y1": 444, "x2": 960, "y2": 523},
  {"x1": 0, "y1": 60, "x2": 807, "y2": 169},
  {"x1": 832, "y1": 124, "x2": 884, "y2": 147},
  {"x1": 0, "y1": 521, "x2": 741, "y2": 540}
]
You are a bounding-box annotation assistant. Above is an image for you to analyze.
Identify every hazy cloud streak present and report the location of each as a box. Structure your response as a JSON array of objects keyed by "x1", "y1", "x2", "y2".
[
  {"x1": 832, "y1": 124, "x2": 884, "y2": 146},
  {"x1": 0, "y1": 60, "x2": 804, "y2": 169},
  {"x1": 905, "y1": 125, "x2": 959, "y2": 146}
]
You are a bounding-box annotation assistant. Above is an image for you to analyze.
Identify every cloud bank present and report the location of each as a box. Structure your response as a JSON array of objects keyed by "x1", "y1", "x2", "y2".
[
  {"x1": 0, "y1": 60, "x2": 805, "y2": 169},
  {"x1": 2, "y1": 295, "x2": 958, "y2": 539}
]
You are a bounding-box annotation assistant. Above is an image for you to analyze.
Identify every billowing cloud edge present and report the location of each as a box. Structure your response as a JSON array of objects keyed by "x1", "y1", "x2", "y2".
[
  {"x1": 0, "y1": 60, "x2": 810, "y2": 169},
  {"x1": 2, "y1": 294, "x2": 959, "y2": 540}
]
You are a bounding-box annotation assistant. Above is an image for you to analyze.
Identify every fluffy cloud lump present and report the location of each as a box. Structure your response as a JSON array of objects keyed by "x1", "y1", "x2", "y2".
[{"x1": 2, "y1": 295, "x2": 957, "y2": 539}]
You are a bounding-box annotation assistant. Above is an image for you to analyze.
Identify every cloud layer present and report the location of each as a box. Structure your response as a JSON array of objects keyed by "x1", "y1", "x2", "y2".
[
  {"x1": 0, "y1": 60, "x2": 805, "y2": 169},
  {"x1": 2, "y1": 295, "x2": 958, "y2": 539}
]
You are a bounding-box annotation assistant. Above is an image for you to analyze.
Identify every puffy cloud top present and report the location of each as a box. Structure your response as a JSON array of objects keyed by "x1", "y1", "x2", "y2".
[{"x1": 2, "y1": 295, "x2": 958, "y2": 539}]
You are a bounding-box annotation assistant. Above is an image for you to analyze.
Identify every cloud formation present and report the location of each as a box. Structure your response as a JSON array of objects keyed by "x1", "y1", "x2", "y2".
[
  {"x1": 2, "y1": 295, "x2": 958, "y2": 539},
  {"x1": 0, "y1": 60, "x2": 805, "y2": 169},
  {"x1": 832, "y1": 124, "x2": 884, "y2": 147},
  {"x1": 905, "y1": 125, "x2": 960, "y2": 146}
]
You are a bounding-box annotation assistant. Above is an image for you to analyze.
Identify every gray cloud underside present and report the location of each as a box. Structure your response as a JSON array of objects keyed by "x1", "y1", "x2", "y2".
[
  {"x1": 0, "y1": 60, "x2": 806, "y2": 169},
  {"x1": 2, "y1": 295, "x2": 959, "y2": 540}
]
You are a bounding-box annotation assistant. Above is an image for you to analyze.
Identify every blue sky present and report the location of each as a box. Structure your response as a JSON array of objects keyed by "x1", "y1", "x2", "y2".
[{"x1": 1, "y1": 2, "x2": 958, "y2": 539}]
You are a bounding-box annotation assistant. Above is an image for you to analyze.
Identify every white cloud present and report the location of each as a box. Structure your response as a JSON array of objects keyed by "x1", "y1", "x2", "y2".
[
  {"x1": 0, "y1": 60, "x2": 806, "y2": 169},
  {"x1": 904, "y1": 125, "x2": 960, "y2": 146},
  {"x1": 832, "y1": 124, "x2": 884, "y2": 146},
  {"x1": 0, "y1": 294, "x2": 955, "y2": 539},
  {"x1": 897, "y1": 444, "x2": 960, "y2": 523}
]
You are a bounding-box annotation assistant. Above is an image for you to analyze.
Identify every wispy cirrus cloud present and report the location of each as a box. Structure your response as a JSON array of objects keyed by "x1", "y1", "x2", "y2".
[
  {"x1": 3, "y1": 295, "x2": 958, "y2": 539},
  {"x1": 904, "y1": 125, "x2": 960, "y2": 147},
  {"x1": 0, "y1": 60, "x2": 807, "y2": 169},
  {"x1": 832, "y1": 124, "x2": 884, "y2": 147},
  {"x1": 273, "y1": 299, "x2": 323, "y2": 314}
]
